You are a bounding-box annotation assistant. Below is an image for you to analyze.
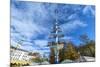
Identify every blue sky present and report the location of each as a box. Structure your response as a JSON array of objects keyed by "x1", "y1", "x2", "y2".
[{"x1": 11, "y1": 0, "x2": 95, "y2": 54}]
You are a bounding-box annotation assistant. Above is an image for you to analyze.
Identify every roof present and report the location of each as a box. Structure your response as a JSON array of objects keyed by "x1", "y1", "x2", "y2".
[{"x1": 10, "y1": 46, "x2": 29, "y2": 53}]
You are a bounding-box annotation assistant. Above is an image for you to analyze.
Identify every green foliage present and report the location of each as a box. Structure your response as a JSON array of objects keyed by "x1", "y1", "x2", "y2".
[
  {"x1": 31, "y1": 58, "x2": 42, "y2": 63},
  {"x1": 79, "y1": 34, "x2": 95, "y2": 57},
  {"x1": 49, "y1": 48, "x2": 55, "y2": 64},
  {"x1": 49, "y1": 42, "x2": 80, "y2": 63},
  {"x1": 79, "y1": 40, "x2": 95, "y2": 57},
  {"x1": 49, "y1": 34, "x2": 95, "y2": 63},
  {"x1": 79, "y1": 34, "x2": 90, "y2": 44},
  {"x1": 63, "y1": 42, "x2": 80, "y2": 60},
  {"x1": 59, "y1": 42, "x2": 80, "y2": 62}
]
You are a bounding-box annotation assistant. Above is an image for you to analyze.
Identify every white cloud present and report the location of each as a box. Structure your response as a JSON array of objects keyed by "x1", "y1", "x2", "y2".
[
  {"x1": 67, "y1": 13, "x2": 78, "y2": 20},
  {"x1": 83, "y1": 6, "x2": 95, "y2": 16},
  {"x1": 11, "y1": 2, "x2": 94, "y2": 53},
  {"x1": 11, "y1": 2, "x2": 51, "y2": 53},
  {"x1": 61, "y1": 20, "x2": 87, "y2": 32},
  {"x1": 11, "y1": 39, "x2": 46, "y2": 53},
  {"x1": 11, "y1": 2, "x2": 49, "y2": 39},
  {"x1": 34, "y1": 40, "x2": 48, "y2": 47},
  {"x1": 20, "y1": 45, "x2": 37, "y2": 51},
  {"x1": 63, "y1": 36, "x2": 73, "y2": 40}
]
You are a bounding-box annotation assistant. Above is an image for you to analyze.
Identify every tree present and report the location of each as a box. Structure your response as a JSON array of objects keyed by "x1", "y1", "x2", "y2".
[
  {"x1": 79, "y1": 34, "x2": 90, "y2": 44},
  {"x1": 81, "y1": 40, "x2": 95, "y2": 57},
  {"x1": 49, "y1": 48, "x2": 55, "y2": 64},
  {"x1": 79, "y1": 34, "x2": 95, "y2": 57},
  {"x1": 59, "y1": 48, "x2": 64, "y2": 62},
  {"x1": 63, "y1": 42, "x2": 80, "y2": 60},
  {"x1": 31, "y1": 57, "x2": 41, "y2": 63}
]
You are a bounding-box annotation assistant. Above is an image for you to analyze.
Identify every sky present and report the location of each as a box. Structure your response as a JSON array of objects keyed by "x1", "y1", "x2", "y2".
[{"x1": 10, "y1": 0, "x2": 95, "y2": 54}]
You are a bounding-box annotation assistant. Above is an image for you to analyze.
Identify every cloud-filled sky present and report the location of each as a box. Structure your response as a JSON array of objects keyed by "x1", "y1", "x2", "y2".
[{"x1": 11, "y1": 0, "x2": 95, "y2": 54}]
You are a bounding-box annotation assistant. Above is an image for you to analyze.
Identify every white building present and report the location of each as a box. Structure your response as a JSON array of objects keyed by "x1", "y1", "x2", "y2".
[{"x1": 10, "y1": 46, "x2": 32, "y2": 65}]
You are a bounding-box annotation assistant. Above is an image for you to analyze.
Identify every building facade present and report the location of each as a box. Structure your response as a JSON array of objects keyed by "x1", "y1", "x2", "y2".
[{"x1": 10, "y1": 46, "x2": 32, "y2": 65}]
